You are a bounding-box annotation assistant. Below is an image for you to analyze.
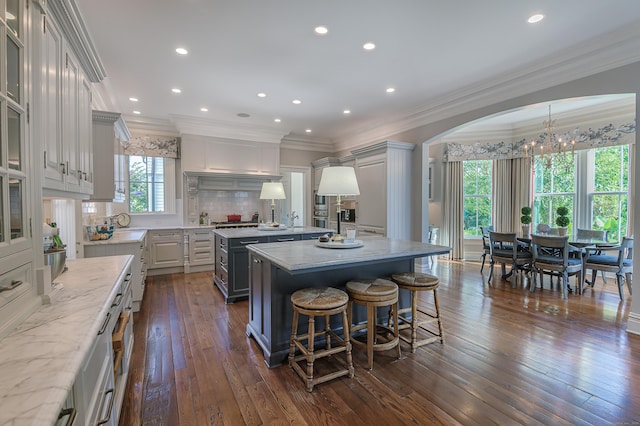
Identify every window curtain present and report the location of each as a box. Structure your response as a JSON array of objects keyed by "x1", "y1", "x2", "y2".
[
  {"x1": 511, "y1": 157, "x2": 532, "y2": 231},
  {"x1": 442, "y1": 161, "x2": 464, "y2": 259},
  {"x1": 123, "y1": 134, "x2": 180, "y2": 158},
  {"x1": 628, "y1": 143, "x2": 635, "y2": 236},
  {"x1": 492, "y1": 159, "x2": 512, "y2": 232},
  {"x1": 492, "y1": 158, "x2": 531, "y2": 233}
]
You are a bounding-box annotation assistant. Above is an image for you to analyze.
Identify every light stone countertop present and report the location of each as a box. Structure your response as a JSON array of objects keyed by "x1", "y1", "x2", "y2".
[
  {"x1": 247, "y1": 236, "x2": 451, "y2": 273},
  {"x1": 212, "y1": 226, "x2": 330, "y2": 239},
  {"x1": 0, "y1": 255, "x2": 133, "y2": 426},
  {"x1": 83, "y1": 229, "x2": 147, "y2": 245}
]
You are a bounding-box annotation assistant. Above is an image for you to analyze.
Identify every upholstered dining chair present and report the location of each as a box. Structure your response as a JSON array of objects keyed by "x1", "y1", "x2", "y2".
[
  {"x1": 536, "y1": 223, "x2": 551, "y2": 234},
  {"x1": 530, "y1": 235, "x2": 583, "y2": 299},
  {"x1": 487, "y1": 231, "x2": 532, "y2": 288},
  {"x1": 576, "y1": 228, "x2": 609, "y2": 283},
  {"x1": 583, "y1": 236, "x2": 633, "y2": 301},
  {"x1": 480, "y1": 225, "x2": 494, "y2": 273}
]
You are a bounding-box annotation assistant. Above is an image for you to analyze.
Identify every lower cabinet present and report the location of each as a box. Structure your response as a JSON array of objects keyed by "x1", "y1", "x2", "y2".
[
  {"x1": 186, "y1": 228, "x2": 215, "y2": 272},
  {"x1": 214, "y1": 231, "x2": 326, "y2": 303},
  {"x1": 84, "y1": 237, "x2": 146, "y2": 312},
  {"x1": 73, "y1": 265, "x2": 132, "y2": 426},
  {"x1": 147, "y1": 229, "x2": 184, "y2": 275}
]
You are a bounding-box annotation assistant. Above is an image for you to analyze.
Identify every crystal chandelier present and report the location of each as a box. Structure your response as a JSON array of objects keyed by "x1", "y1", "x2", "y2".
[{"x1": 525, "y1": 105, "x2": 576, "y2": 171}]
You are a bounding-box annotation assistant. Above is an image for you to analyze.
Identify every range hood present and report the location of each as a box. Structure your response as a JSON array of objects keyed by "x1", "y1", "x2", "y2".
[{"x1": 184, "y1": 172, "x2": 281, "y2": 192}]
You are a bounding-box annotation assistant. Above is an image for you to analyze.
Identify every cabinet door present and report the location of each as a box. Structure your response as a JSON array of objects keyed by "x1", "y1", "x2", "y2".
[
  {"x1": 40, "y1": 14, "x2": 65, "y2": 187},
  {"x1": 78, "y1": 75, "x2": 93, "y2": 193},
  {"x1": 355, "y1": 157, "x2": 387, "y2": 234},
  {"x1": 63, "y1": 50, "x2": 81, "y2": 190},
  {"x1": 150, "y1": 240, "x2": 183, "y2": 268},
  {"x1": 249, "y1": 253, "x2": 264, "y2": 334}
]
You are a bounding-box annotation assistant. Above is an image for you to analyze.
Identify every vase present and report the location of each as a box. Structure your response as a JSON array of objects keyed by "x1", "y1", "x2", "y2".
[
  {"x1": 521, "y1": 224, "x2": 529, "y2": 238},
  {"x1": 558, "y1": 227, "x2": 568, "y2": 236}
]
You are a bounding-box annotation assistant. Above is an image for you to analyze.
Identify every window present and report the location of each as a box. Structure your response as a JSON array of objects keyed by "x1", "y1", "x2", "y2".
[
  {"x1": 533, "y1": 145, "x2": 630, "y2": 241},
  {"x1": 590, "y1": 145, "x2": 628, "y2": 242},
  {"x1": 463, "y1": 160, "x2": 492, "y2": 237},
  {"x1": 533, "y1": 154, "x2": 575, "y2": 232},
  {"x1": 128, "y1": 156, "x2": 175, "y2": 213}
]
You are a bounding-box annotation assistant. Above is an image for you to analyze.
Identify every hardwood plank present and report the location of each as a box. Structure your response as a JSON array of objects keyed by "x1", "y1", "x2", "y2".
[{"x1": 119, "y1": 260, "x2": 640, "y2": 425}]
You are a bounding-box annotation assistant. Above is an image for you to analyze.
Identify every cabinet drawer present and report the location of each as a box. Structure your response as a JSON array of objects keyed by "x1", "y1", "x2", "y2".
[
  {"x1": 193, "y1": 239, "x2": 212, "y2": 249},
  {"x1": 0, "y1": 263, "x2": 33, "y2": 310},
  {"x1": 267, "y1": 234, "x2": 301, "y2": 243},
  {"x1": 229, "y1": 236, "x2": 268, "y2": 248},
  {"x1": 150, "y1": 230, "x2": 183, "y2": 241},
  {"x1": 301, "y1": 232, "x2": 328, "y2": 240}
]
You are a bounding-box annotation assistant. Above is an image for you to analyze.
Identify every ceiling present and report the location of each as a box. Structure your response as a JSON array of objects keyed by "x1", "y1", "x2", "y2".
[{"x1": 75, "y1": 1, "x2": 640, "y2": 147}]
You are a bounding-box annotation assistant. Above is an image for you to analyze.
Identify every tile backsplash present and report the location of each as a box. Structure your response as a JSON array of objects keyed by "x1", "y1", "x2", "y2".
[{"x1": 197, "y1": 190, "x2": 262, "y2": 223}]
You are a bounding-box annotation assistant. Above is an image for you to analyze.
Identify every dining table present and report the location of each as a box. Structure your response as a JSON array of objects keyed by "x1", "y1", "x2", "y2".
[{"x1": 516, "y1": 233, "x2": 617, "y2": 294}]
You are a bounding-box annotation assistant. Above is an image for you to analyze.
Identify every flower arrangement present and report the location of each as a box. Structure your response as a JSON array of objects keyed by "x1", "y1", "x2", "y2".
[
  {"x1": 555, "y1": 206, "x2": 570, "y2": 228},
  {"x1": 287, "y1": 210, "x2": 299, "y2": 228}
]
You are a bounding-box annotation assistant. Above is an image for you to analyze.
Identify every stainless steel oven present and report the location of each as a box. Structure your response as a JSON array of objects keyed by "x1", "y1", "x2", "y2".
[
  {"x1": 314, "y1": 193, "x2": 326, "y2": 205},
  {"x1": 313, "y1": 217, "x2": 328, "y2": 228},
  {"x1": 314, "y1": 209, "x2": 328, "y2": 217}
]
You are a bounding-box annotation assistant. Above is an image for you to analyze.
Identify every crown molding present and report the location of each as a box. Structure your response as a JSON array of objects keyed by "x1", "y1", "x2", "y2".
[
  {"x1": 170, "y1": 115, "x2": 286, "y2": 144},
  {"x1": 333, "y1": 22, "x2": 640, "y2": 152},
  {"x1": 281, "y1": 134, "x2": 334, "y2": 153},
  {"x1": 46, "y1": 0, "x2": 106, "y2": 82},
  {"x1": 123, "y1": 115, "x2": 179, "y2": 136}
]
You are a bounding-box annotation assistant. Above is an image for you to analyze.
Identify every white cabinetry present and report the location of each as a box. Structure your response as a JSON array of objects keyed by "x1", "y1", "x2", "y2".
[
  {"x1": 182, "y1": 134, "x2": 279, "y2": 175},
  {"x1": 84, "y1": 234, "x2": 147, "y2": 312},
  {"x1": 148, "y1": 230, "x2": 184, "y2": 274},
  {"x1": 34, "y1": 8, "x2": 93, "y2": 195},
  {"x1": 186, "y1": 228, "x2": 215, "y2": 271},
  {"x1": 90, "y1": 111, "x2": 130, "y2": 201},
  {"x1": 352, "y1": 141, "x2": 415, "y2": 239}
]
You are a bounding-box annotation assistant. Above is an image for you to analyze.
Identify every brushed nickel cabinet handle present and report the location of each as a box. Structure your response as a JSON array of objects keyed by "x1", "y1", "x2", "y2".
[
  {"x1": 57, "y1": 407, "x2": 77, "y2": 426},
  {"x1": 0, "y1": 280, "x2": 23, "y2": 292}
]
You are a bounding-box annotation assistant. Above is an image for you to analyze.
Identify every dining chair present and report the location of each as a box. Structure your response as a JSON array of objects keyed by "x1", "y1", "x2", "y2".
[
  {"x1": 480, "y1": 225, "x2": 494, "y2": 273},
  {"x1": 576, "y1": 228, "x2": 609, "y2": 284},
  {"x1": 530, "y1": 235, "x2": 583, "y2": 299},
  {"x1": 487, "y1": 231, "x2": 532, "y2": 288},
  {"x1": 583, "y1": 236, "x2": 633, "y2": 301},
  {"x1": 536, "y1": 223, "x2": 551, "y2": 234}
]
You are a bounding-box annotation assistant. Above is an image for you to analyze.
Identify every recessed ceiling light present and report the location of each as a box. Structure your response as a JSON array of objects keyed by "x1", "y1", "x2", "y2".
[
  {"x1": 133, "y1": 110, "x2": 141, "y2": 115},
  {"x1": 363, "y1": 42, "x2": 376, "y2": 51},
  {"x1": 305, "y1": 129, "x2": 312, "y2": 133},
  {"x1": 175, "y1": 47, "x2": 188, "y2": 55},
  {"x1": 200, "y1": 107, "x2": 208, "y2": 112},
  {"x1": 314, "y1": 26, "x2": 328, "y2": 35},
  {"x1": 528, "y1": 14, "x2": 544, "y2": 24},
  {"x1": 129, "y1": 97, "x2": 139, "y2": 102},
  {"x1": 237, "y1": 112, "x2": 250, "y2": 118},
  {"x1": 274, "y1": 118, "x2": 281, "y2": 123},
  {"x1": 257, "y1": 92, "x2": 267, "y2": 98},
  {"x1": 343, "y1": 109, "x2": 351, "y2": 114},
  {"x1": 292, "y1": 99, "x2": 302, "y2": 105},
  {"x1": 386, "y1": 87, "x2": 395, "y2": 93},
  {"x1": 172, "y1": 88, "x2": 182, "y2": 94}
]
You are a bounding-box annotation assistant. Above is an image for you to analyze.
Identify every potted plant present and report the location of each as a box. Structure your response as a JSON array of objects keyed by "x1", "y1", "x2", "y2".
[
  {"x1": 520, "y1": 206, "x2": 532, "y2": 237},
  {"x1": 555, "y1": 206, "x2": 570, "y2": 235}
]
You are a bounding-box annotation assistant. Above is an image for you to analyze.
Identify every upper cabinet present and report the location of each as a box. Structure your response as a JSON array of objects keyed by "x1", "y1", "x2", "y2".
[
  {"x1": 90, "y1": 110, "x2": 130, "y2": 202},
  {"x1": 181, "y1": 134, "x2": 279, "y2": 176},
  {"x1": 352, "y1": 141, "x2": 415, "y2": 239},
  {"x1": 32, "y1": 4, "x2": 95, "y2": 196}
]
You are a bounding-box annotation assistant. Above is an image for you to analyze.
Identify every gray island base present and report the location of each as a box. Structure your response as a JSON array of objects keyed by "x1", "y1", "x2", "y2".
[{"x1": 246, "y1": 237, "x2": 451, "y2": 368}]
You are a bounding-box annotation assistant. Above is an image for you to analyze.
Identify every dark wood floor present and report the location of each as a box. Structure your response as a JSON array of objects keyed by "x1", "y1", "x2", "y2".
[{"x1": 119, "y1": 260, "x2": 640, "y2": 425}]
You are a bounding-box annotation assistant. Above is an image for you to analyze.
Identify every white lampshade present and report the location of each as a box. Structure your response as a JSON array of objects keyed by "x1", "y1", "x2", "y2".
[
  {"x1": 317, "y1": 167, "x2": 360, "y2": 196},
  {"x1": 259, "y1": 182, "x2": 286, "y2": 200}
]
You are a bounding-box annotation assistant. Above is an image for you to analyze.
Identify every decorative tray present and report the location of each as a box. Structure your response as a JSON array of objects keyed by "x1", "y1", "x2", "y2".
[
  {"x1": 315, "y1": 239, "x2": 364, "y2": 249},
  {"x1": 257, "y1": 225, "x2": 289, "y2": 231}
]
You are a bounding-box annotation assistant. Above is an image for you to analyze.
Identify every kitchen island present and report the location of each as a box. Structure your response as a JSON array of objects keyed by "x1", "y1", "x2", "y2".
[
  {"x1": 246, "y1": 236, "x2": 451, "y2": 367},
  {"x1": 213, "y1": 226, "x2": 330, "y2": 303}
]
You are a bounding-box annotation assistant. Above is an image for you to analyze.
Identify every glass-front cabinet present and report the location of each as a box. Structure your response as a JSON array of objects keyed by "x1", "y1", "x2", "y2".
[{"x1": 0, "y1": 0, "x2": 36, "y2": 339}]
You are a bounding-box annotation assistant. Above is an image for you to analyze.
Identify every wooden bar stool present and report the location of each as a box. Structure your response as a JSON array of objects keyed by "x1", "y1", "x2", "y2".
[
  {"x1": 346, "y1": 278, "x2": 401, "y2": 370},
  {"x1": 390, "y1": 272, "x2": 444, "y2": 353},
  {"x1": 289, "y1": 287, "x2": 354, "y2": 392}
]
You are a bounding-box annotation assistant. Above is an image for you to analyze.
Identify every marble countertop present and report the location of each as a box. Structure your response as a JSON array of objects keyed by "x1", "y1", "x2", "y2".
[
  {"x1": 83, "y1": 229, "x2": 147, "y2": 245},
  {"x1": 213, "y1": 226, "x2": 330, "y2": 239},
  {"x1": 247, "y1": 236, "x2": 451, "y2": 273},
  {"x1": 0, "y1": 255, "x2": 133, "y2": 426}
]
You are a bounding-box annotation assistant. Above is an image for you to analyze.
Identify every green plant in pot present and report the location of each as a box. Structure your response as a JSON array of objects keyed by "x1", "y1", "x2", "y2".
[
  {"x1": 555, "y1": 206, "x2": 570, "y2": 235},
  {"x1": 520, "y1": 206, "x2": 532, "y2": 236}
]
